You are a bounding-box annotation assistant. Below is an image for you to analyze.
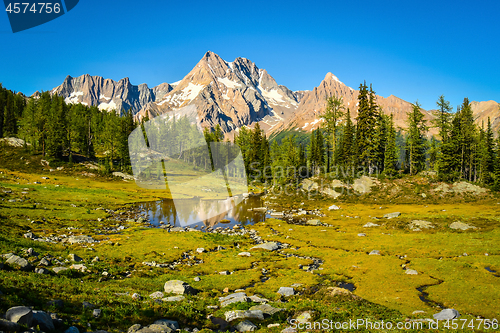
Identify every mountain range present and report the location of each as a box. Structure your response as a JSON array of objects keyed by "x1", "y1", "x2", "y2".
[{"x1": 47, "y1": 51, "x2": 500, "y2": 137}]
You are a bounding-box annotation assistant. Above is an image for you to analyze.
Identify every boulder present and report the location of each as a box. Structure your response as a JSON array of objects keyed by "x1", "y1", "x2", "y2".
[
  {"x1": 449, "y1": 221, "x2": 476, "y2": 231},
  {"x1": 68, "y1": 235, "x2": 96, "y2": 244},
  {"x1": 250, "y1": 304, "x2": 283, "y2": 316},
  {"x1": 164, "y1": 280, "x2": 196, "y2": 295},
  {"x1": 296, "y1": 311, "x2": 312, "y2": 324},
  {"x1": 0, "y1": 318, "x2": 21, "y2": 331},
  {"x1": 409, "y1": 220, "x2": 434, "y2": 230},
  {"x1": 306, "y1": 219, "x2": 321, "y2": 226},
  {"x1": 153, "y1": 319, "x2": 179, "y2": 331},
  {"x1": 6, "y1": 306, "x2": 33, "y2": 326},
  {"x1": 384, "y1": 212, "x2": 401, "y2": 219},
  {"x1": 53, "y1": 267, "x2": 69, "y2": 274},
  {"x1": 225, "y1": 310, "x2": 264, "y2": 322},
  {"x1": 150, "y1": 291, "x2": 164, "y2": 299},
  {"x1": 145, "y1": 324, "x2": 172, "y2": 333},
  {"x1": 69, "y1": 254, "x2": 83, "y2": 262},
  {"x1": 369, "y1": 250, "x2": 380, "y2": 255},
  {"x1": 6, "y1": 255, "x2": 32, "y2": 271},
  {"x1": 277, "y1": 287, "x2": 295, "y2": 296},
  {"x1": 302, "y1": 179, "x2": 319, "y2": 191},
  {"x1": 32, "y1": 310, "x2": 55, "y2": 331},
  {"x1": 35, "y1": 267, "x2": 50, "y2": 274},
  {"x1": 363, "y1": 222, "x2": 379, "y2": 227},
  {"x1": 250, "y1": 242, "x2": 279, "y2": 251},
  {"x1": 161, "y1": 296, "x2": 185, "y2": 302},
  {"x1": 328, "y1": 205, "x2": 340, "y2": 210},
  {"x1": 405, "y1": 269, "x2": 418, "y2": 275},
  {"x1": 219, "y1": 292, "x2": 250, "y2": 307},
  {"x1": 433, "y1": 308, "x2": 460, "y2": 320},
  {"x1": 238, "y1": 252, "x2": 251, "y2": 257},
  {"x1": 234, "y1": 320, "x2": 258, "y2": 332}
]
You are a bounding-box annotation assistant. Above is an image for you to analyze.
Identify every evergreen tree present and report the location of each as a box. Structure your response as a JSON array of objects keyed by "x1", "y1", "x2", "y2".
[
  {"x1": 439, "y1": 111, "x2": 462, "y2": 181},
  {"x1": 383, "y1": 114, "x2": 398, "y2": 178},
  {"x1": 458, "y1": 98, "x2": 477, "y2": 181},
  {"x1": 406, "y1": 102, "x2": 428, "y2": 175},
  {"x1": 321, "y1": 95, "x2": 344, "y2": 167},
  {"x1": 355, "y1": 82, "x2": 378, "y2": 173}
]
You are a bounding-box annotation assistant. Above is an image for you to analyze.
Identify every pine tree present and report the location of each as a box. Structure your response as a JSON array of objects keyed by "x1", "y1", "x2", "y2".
[
  {"x1": 458, "y1": 98, "x2": 477, "y2": 181},
  {"x1": 406, "y1": 102, "x2": 428, "y2": 175},
  {"x1": 356, "y1": 82, "x2": 379, "y2": 173},
  {"x1": 383, "y1": 114, "x2": 398, "y2": 178},
  {"x1": 439, "y1": 112, "x2": 462, "y2": 181},
  {"x1": 321, "y1": 95, "x2": 344, "y2": 167}
]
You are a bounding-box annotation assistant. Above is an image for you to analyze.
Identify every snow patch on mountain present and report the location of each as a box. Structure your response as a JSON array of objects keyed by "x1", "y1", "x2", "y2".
[
  {"x1": 98, "y1": 100, "x2": 117, "y2": 111},
  {"x1": 65, "y1": 91, "x2": 83, "y2": 104},
  {"x1": 217, "y1": 77, "x2": 242, "y2": 89}
]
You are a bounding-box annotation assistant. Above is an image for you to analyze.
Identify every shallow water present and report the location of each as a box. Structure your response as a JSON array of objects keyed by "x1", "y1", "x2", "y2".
[{"x1": 137, "y1": 196, "x2": 269, "y2": 229}]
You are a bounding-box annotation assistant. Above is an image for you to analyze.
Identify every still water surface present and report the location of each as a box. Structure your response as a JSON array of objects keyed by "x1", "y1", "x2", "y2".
[{"x1": 137, "y1": 196, "x2": 269, "y2": 229}]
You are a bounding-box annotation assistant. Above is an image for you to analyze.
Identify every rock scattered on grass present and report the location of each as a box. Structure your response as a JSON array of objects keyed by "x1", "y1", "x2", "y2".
[
  {"x1": 250, "y1": 242, "x2": 280, "y2": 251},
  {"x1": 369, "y1": 250, "x2": 380, "y2": 255},
  {"x1": 69, "y1": 253, "x2": 83, "y2": 262},
  {"x1": 225, "y1": 309, "x2": 264, "y2": 322},
  {"x1": 33, "y1": 310, "x2": 55, "y2": 331},
  {"x1": 277, "y1": 287, "x2": 295, "y2": 296},
  {"x1": 433, "y1": 308, "x2": 460, "y2": 320},
  {"x1": 164, "y1": 280, "x2": 197, "y2": 295},
  {"x1": 6, "y1": 254, "x2": 32, "y2": 271},
  {"x1": 328, "y1": 205, "x2": 340, "y2": 210},
  {"x1": 234, "y1": 320, "x2": 258, "y2": 332},
  {"x1": 384, "y1": 212, "x2": 401, "y2": 219},
  {"x1": 6, "y1": 306, "x2": 33, "y2": 326},
  {"x1": 219, "y1": 292, "x2": 251, "y2": 307},
  {"x1": 405, "y1": 269, "x2": 418, "y2": 275},
  {"x1": 238, "y1": 252, "x2": 251, "y2": 257},
  {"x1": 363, "y1": 222, "x2": 379, "y2": 228},
  {"x1": 306, "y1": 219, "x2": 322, "y2": 226},
  {"x1": 449, "y1": 221, "x2": 476, "y2": 231}
]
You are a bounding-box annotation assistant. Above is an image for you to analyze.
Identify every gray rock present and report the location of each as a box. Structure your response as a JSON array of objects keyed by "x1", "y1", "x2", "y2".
[
  {"x1": 363, "y1": 222, "x2": 379, "y2": 227},
  {"x1": 277, "y1": 287, "x2": 295, "y2": 296},
  {"x1": 369, "y1": 250, "x2": 380, "y2": 255},
  {"x1": 248, "y1": 295, "x2": 269, "y2": 303},
  {"x1": 193, "y1": 276, "x2": 201, "y2": 282},
  {"x1": 405, "y1": 269, "x2": 418, "y2": 275},
  {"x1": 32, "y1": 310, "x2": 55, "y2": 331},
  {"x1": 132, "y1": 293, "x2": 142, "y2": 300},
  {"x1": 93, "y1": 309, "x2": 102, "y2": 318},
  {"x1": 23, "y1": 232, "x2": 38, "y2": 239},
  {"x1": 153, "y1": 319, "x2": 179, "y2": 331},
  {"x1": 47, "y1": 299, "x2": 64, "y2": 308},
  {"x1": 281, "y1": 327, "x2": 297, "y2": 333},
  {"x1": 35, "y1": 267, "x2": 49, "y2": 274},
  {"x1": 53, "y1": 266, "x2": 69, "y2": 274},
  {"x1": 306, "y1": 219, "x2": 321, "y2": 226},
  {"x1": 433, "y1": 308, "x2": 460, "y2": 320},
  {"x1": 238, "y1": 252, "x2": 251, "y2": 257},
  {"x1": 250, "y1": 242, "x2": 279, "y2": 251},
  {"x1": 128, "y1": 324, "x2": 142, "y2": 333},
  {"x1": 225, "y1": 310, "x2": 264, "y2": 322},
  {"x1": 6, "y1": 306, "x2": 33, "y2": 326},
  {"x1": 149, "y1": 291, "x2": 164, "y2": 299},
  {"x1": 449, "y1": 221, "x2": 476, "y2": 231},
  {"x1": 219, "y1": 270, "x2": 230, "y2": 275},
  {"x1": 219, "y1": 292, "x2": 251, "y2": 307},
  {"x1": 328, "y1": 205, "x2": 340, "y2": 210},
  {"x1": 0, "y1": 318, "x2": 21, "y2": 331},
  {"x1": 161, "y1": 296, "x2": 185, "y2": 302},
  {"x1": 82, "y1": 301, "x2": 95, "y2": 309},
  {"x1": 6, "y1": 255, "x2": 32, "y2": 271},
  {"x1": 39, "y1": 258, "x2": 51, "y2": 266},
  {"x1": 64, "y1": 327, "x2": 80, "y2": 333},
  {"x1": 296, "y1": 311, "x2": 313, "y2": 323},
  {"x1": 146, "y1": 324, "x2": 172, "y2": 333},
  {"x1": 164, "y1": 280, "x2": 196, "y2": 295},
  {"x1": 409, "y1": 220, "x2": 434, "y2": 230},
  {"x1": 69, "y1": 254, "x2": 83, "y2": 262},
  {"x1": 358, "y1": 233, "x2": 366, "y2": 237},
  {"x1": 384, "y1": 212, "x2": 401, "y2": 219},
  {"x1": 235, "y1": 320, "x2": 258, "y2": 332},
  {"x1": 68, "y1": 235, "x2": 96, "y2": 244},
  {"x1": 249, "y1": 304, "x2": 283, "y2": 315},
  {"x1": 196, "y1": 248, "x2": 206, "y2": 253}
]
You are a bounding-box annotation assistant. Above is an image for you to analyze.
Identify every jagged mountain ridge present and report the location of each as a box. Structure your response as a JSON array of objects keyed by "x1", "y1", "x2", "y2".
[
  {"x1": 50, "y1": 74, "x2": 173, "y2": 115},
  {"x1": 49, "y1": 51, "x2": 499, "y2": 136}
]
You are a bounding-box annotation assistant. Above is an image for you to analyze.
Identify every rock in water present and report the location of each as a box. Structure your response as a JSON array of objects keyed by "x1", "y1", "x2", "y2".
[
  {"x1": 6, "y1": 306, "x2": 33, "y2": 326},
  {"x1": 433, "y1": 308, "x2": 460, "y2": 320},
  {"x1": 164, "y1": 280, "x2": 196, "y2": 295}
]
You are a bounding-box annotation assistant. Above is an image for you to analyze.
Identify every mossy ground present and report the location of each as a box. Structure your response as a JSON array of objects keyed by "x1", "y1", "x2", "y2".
[{"x1": 1, "y1": 145, "x2": 499, "y2": 332}]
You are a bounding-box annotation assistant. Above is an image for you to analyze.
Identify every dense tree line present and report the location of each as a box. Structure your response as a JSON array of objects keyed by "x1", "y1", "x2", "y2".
[{"x1": 1, "y1": 82, "x2": 499, "y2": 189}]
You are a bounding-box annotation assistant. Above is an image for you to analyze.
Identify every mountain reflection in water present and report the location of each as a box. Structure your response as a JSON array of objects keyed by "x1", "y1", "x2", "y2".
[{"x1": 137, "y1": 196, "x2": 267, "y2": 229}]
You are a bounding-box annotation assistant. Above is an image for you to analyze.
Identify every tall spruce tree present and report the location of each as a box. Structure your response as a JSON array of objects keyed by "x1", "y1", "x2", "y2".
[
  {"x1": 321, "y1": 95, "x2": 344, "y2": 167},
  {"x1": 406, "y1": 102, "x2": 428, "y2": 175},
  {"x1": 383, "y1": 114, "x2": 398, "y2": 178},
  {"x1": 355, "y1": 82, "x2": 378, "y2": 173}
]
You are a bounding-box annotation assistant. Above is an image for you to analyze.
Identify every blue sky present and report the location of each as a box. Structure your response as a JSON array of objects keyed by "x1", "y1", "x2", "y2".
[{"x1": 1, "y1": 0, "x2": 499, "y2": 111}]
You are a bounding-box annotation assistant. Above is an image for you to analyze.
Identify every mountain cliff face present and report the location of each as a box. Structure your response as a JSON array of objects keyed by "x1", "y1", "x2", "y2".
[
  {"x1": 138, "y1": 51, "x2": 300, "y2": 133},
  {"x1": 279, "y1": 72, "x2": 435, "y2": 133},
  {"x1": 471, "y1": 100, "x2": 500, "y2": 134},
  {"x1": 50, "y1": 74, "x2": 172, "y2": 115},
  {"x1": 49, "y1": 52, "x2": 498, "y2": 137}
]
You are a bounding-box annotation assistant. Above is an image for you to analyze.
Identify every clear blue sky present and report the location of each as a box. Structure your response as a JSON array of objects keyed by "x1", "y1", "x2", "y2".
[{"x1": 1, "y1": 0, "x2": 499, "y2": 111}]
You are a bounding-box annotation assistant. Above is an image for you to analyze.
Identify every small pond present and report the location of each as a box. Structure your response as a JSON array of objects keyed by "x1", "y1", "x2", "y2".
[{"x1": 137, "y1": 196, "x2": 270, "y2": 230}]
